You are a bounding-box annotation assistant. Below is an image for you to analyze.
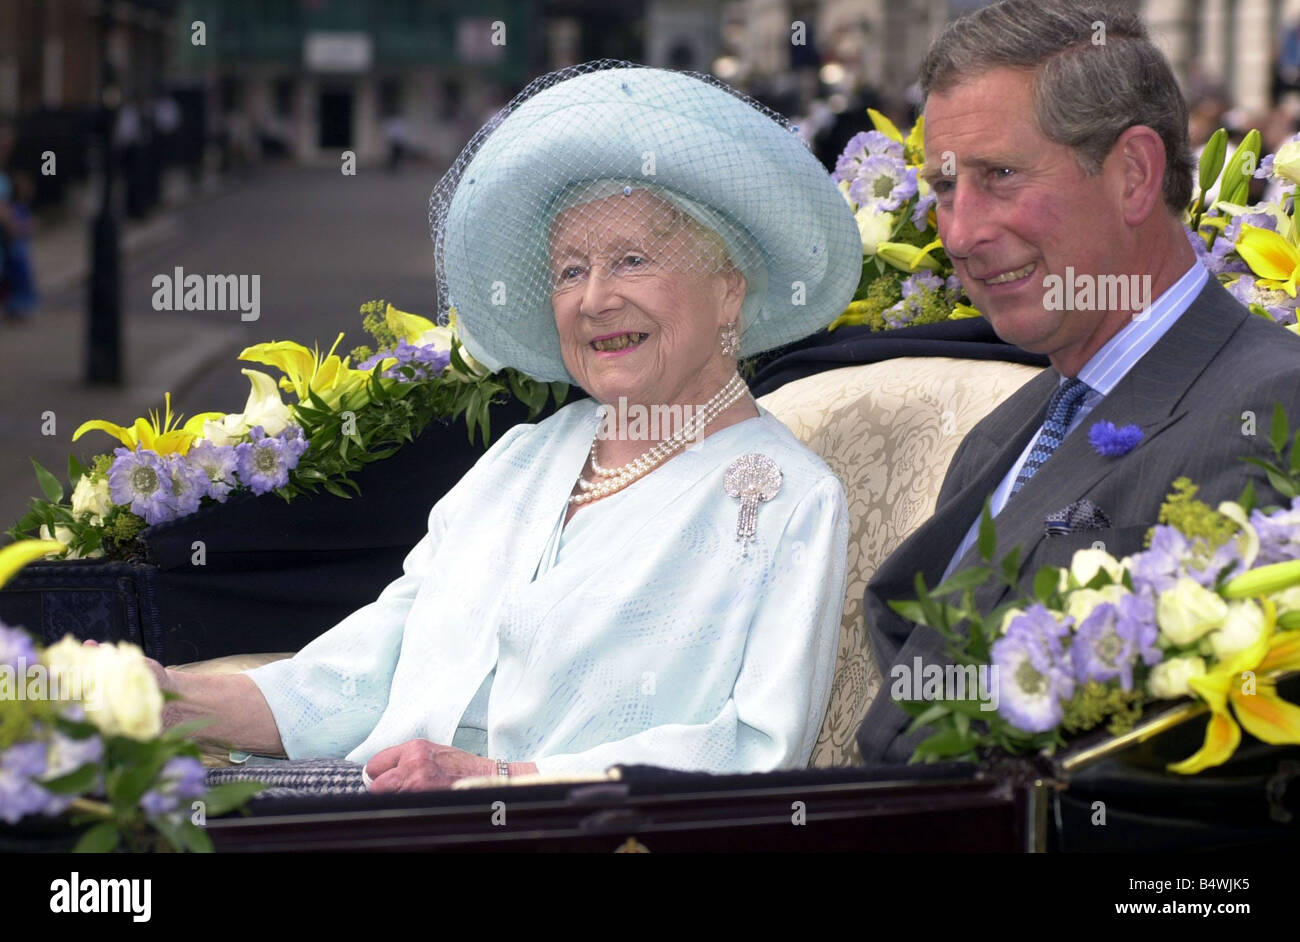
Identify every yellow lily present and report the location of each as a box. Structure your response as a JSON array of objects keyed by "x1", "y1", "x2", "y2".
[
  {"x1": 949, "y1": 302, "x2": 982, "y2": 320},
  {"x1": 904, "y1": 115, "x2": 925, "y2": 167},
  {"x1": 384, "y1": 303, "x2": 438, "y2": 343},
  {"x1": 72, "y1": 393, "x2": 221, "y2": 457},
  {"x1": 1169, "y1": 600, "x2": 1300, "y2": 773},
  {"x1": 1233, "y1": 224, "x2": 1300, "y2": 298},
  {"x1": 0, "y1": 539, "x2": 66, "y2": 588},
  {"x1": 240, "y1": 333, "x2": 371, "y2": 410},
  {"x1": 867, "y1": 108, "x2": 903, "y2": 144},
  {"x1": 877, "y1": 238, "x2": 945, "y2": 273}
]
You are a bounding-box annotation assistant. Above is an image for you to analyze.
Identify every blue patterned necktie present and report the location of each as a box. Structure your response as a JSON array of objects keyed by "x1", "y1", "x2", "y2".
[{"x1": 1010, "y1": 378, "x2": 1091, "y2": 496}]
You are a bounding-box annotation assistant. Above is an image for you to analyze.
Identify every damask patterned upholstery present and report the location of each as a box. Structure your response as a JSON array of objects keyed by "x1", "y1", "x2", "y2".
[
  {"x1": 176, "y1": 356, "x2": 1042, "y2": 770},
  {"x1": 757, "y1": 357, "x2": 1043, "y2": 767}
]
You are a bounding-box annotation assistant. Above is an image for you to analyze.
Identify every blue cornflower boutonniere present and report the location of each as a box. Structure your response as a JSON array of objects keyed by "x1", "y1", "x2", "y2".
[{"x1": 1089, "y1": 421, "x2": 1143, "y2": 457}]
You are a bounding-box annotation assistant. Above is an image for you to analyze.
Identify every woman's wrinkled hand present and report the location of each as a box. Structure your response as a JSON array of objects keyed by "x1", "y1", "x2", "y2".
[{"x1": 364, "y1": 740, "x2": 498, "y2": 792}]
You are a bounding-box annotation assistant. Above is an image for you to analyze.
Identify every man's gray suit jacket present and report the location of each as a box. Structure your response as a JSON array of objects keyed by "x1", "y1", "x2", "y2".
[{"x1": 856, "y1": 277, "x2": 1300, "y2": 763}]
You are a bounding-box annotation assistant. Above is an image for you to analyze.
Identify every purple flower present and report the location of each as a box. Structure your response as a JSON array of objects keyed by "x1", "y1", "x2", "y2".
[
  {"x1": 0, "y1": 742, "x2": 57, "y2": 824},
  {"x1": 833, "y1": 130, "x2": 904, "y2": 182},
  {"x1": 1129, "y1": 525, "x2": 1188, "y2": 596},
  {"x1": 1228, "y1": 274, "x2": 1298, "y2": 325},
  {"x1": 911, "y1": 189, "x2": 936, "y2": 229},
  {"x1": 901, "y1": 271, "x2": 943, "y2": 299},
  {"x1": 848, "y1": 155, "x2": 917, "y2": 214},
  {"x1": 992, "y1": 605, "x2": 1075, "y2": 733},
  {"x1": 234, "y1": 425, "x2": 308, "y2": 496},
  {"x1": 107, "y1": 447, "x2": 175, "y2": 526},
  {"x1": 1251, "y1": 497, "x2": 1300, "y2": 565},
  {"x1": 1256, "y1": 153, "x2": 1276, "y2": 180},
  {"x1": 167, "y1": 453, "x2": 212, "y2": 518},
  {"x1": 1089, "y1": 421, "x2": 1143, "y2": 457},
  {"x1": 1071, "y1": 593, "x2": 1160, "y2": 692},
  {"x1": 141, "y1": 756, "x2": 207, "y2": 820},
  {"x1": 186, "y1": 439, "x2": 239, "y2": 503},
  {"x1": 357, "y1": 340, "x2": 452, "y2": 382},
  {"x1": 0, "y1": 623, "x2": 37, "y2": 672}
]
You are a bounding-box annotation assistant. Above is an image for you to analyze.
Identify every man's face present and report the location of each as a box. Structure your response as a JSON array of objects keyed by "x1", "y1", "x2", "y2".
[{"x1": 923, "y1": 67, "x2": 1128, "y2": 358}]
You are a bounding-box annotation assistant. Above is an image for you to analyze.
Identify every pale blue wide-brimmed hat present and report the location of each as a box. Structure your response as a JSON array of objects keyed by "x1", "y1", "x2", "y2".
[{"x1": 430, "y1": 60, "x2": 861, "y2": 384}]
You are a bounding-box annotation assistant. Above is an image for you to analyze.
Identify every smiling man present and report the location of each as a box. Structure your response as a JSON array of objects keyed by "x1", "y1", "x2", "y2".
[{"x1": 856, "y1": 0, "x2": 1300, "y2": 763}]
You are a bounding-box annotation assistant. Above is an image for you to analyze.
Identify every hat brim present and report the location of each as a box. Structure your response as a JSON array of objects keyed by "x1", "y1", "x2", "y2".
[{"x1": 441, "y1": 67, "x2": 861, "y2": 384}]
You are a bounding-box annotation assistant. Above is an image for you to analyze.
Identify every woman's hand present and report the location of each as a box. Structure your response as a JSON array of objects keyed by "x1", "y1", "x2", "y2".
[{"x1": 365, "y1": 740, "x2": 537, "y2": 792}]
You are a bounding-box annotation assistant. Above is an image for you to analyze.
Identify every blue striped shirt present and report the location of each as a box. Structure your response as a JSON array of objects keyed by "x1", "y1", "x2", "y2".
[{"x1": 941, "y1": 262, "x2": 1208, "y2": 580}]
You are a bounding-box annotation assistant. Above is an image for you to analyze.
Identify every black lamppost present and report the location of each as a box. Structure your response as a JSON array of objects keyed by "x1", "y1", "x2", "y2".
[{"x1": 87, "y1": 3, "x2": 122, "y2": 385}]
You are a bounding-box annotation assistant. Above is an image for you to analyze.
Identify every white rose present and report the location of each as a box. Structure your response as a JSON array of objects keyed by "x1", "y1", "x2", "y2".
[
  {"x1": 855, "y1": 208, "x2": 896, "y2": 255},
  {"x1": 1157, "y1": 577, "x2": 1228, "y2": 646},
  {"x1": 1208, "y1": 600, "x2": 1267, "y2": 659},
  {"x1": 70, "y1": 475, "x2": 112, "y2": 525},
  {"x1": 1069, "y1": 548, "x2": 1126, "y2": 588},
  {"x1": 43, "y1": 637, "x2": 163, "y2": 741},
  {"x1": 1147, "y1": 656, "x2": 1208, "y2": 699},
  {"x1": 1063, "y1": 584, "x2": 1127, "y2": 624}
]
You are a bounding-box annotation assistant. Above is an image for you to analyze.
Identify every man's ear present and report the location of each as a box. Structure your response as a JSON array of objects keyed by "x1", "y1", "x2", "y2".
[{"x1": 1111, "y1": 125, "x2": 1167, "y2": 228}]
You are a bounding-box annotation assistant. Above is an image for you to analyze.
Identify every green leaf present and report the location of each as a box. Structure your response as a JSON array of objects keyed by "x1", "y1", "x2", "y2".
[
  {"x1": 73, "y1": 820, "x2": 121, "y2": 853},
  {"x1": 549, "y1": 382, "x2": 570, "y2": 407},
  {"x1": 930, "y1": 566, "x2": 992, "y2": 597},
  {"x1": 1238, "y1": 479, "x2": 1258, "y2": 515},
  {"x1": 68, "y1": 454, "x2": 88, "y2": 487},
  {"x1": 31, "y1": 458, "x2": 64, "y2": 503},
  {"x1": 977, "y1": 500, "x2": 996, "y2": 561},
  {"x1": 1270, "y1": 402, "x2": 1289, "y2": 458},
  {"x1": 998, "y1": 545, "x2": 1023, "y2": 585},
  {"x1": 1197, "y1": 127, "x2": 1228, "y2": 195},
  {"x1": 1033, "y1": 565, "x2": 1061, "y2": 603},
  {"x1": 888, "y1": 599, "x2": 929, "y2": 626},
  {"x1": 902, "y1": 702, "x2": 951, "y2": 733},
  {"x1": 199, "y1": 781, "x2": 266, "y2": 817},
  {"x1": 914, "y1": 727, "x2": 977, "y2": 759},
  {"x1": 39, "y1": 761, "x2": 101, "y2": 795}
]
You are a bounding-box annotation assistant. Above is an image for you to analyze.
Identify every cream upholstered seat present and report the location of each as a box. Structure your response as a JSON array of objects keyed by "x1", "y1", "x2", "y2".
[
  {"x1": 756, "y1": 356, "x2": 1042, "y2": 767},
  {"x1": 175, "y1": 355, "x2": 1042, "y2": 769}
]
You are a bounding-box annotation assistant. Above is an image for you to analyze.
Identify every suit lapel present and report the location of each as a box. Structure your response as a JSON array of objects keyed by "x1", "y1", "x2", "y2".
[{"x1": 957, "y1": 277, "x2": 1248, "y2": 608}]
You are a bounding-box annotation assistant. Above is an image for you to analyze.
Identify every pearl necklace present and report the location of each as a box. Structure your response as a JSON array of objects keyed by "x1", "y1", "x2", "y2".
[{"x1": 569, "y1": 373, "x2": 749, "y2": 505}]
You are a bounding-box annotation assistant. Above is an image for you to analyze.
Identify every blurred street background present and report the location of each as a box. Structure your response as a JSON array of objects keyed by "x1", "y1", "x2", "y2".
[{"x1": 3, "y1": 0, "x2": 1300, "y2": 533}]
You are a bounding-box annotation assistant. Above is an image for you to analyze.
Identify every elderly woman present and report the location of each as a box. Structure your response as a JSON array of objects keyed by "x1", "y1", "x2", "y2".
[{"x1": 160, "y1": 64, "x2": 860, "y2": 792}]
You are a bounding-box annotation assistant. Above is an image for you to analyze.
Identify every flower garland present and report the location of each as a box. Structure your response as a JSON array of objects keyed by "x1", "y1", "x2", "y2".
[{"x1": 8, "y1": 300, "x2": 567, "y2": 561}]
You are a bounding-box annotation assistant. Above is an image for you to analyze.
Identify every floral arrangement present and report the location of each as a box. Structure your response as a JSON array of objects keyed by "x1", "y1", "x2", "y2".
[
  {"x1": 0, "y1": 540, "x2": 262, "y2": 850},
  {"x1": 826, "y1": 109, "x2": 979, "y2": 332},
  {"x1": 8, "y1": 302, "x2": 567, "y2": 561},
  {"x1": 1188, "y1": 126, "x2": 1300, "y2": 329},
  {"x1": 892, "y1": 407, "x2": 1300, "y2": 774}
]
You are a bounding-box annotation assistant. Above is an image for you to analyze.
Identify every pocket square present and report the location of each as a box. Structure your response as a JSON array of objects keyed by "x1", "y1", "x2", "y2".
[{"x1": 1045, "y1": 499, "x2": 1112, "y2": 536}]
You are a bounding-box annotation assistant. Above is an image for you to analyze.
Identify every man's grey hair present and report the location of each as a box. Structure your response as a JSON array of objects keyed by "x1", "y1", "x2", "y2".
[{"x1": 920, "y1": 0, "x2": 1194, "y2": 212}]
